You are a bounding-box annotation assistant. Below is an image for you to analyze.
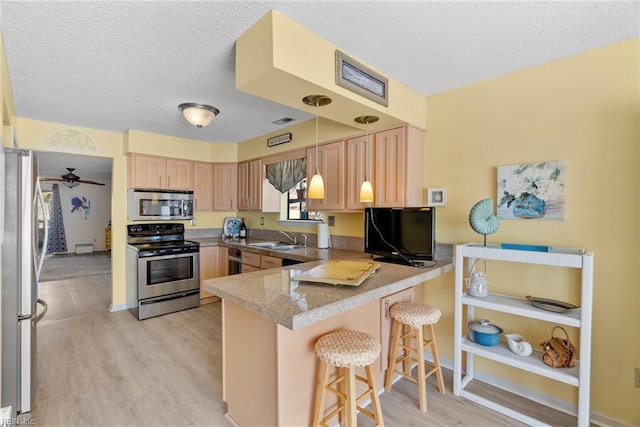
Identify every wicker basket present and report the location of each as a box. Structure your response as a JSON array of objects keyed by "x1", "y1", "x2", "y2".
[{"x1": 540, "y1": 326, "x2": 576, "y2": 368}]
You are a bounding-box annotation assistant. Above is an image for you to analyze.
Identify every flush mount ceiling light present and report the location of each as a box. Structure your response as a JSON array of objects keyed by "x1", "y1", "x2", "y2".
[
  {"x1": 354, "y1": 115, "x2": 379, "y2": 203},
  {"x1": 178, "y1": 103, "x2": 220, "y2": 129},
  {"x1": 302, "y1": 95, "x2": 332, "y2": 200}
]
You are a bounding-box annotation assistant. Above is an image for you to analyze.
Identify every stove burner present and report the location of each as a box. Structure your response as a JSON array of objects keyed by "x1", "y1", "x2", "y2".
[{"x1": 127, "y1": 223, "x2": 199, "y2": 257}]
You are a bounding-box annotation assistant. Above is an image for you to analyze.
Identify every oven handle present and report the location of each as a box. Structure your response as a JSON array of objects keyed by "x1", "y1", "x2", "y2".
[
  {"x1": 140, "y1": 289, "x2": 200, "y2": 305},
  {"x1": 138, "y1": 251, "x2": 199, "y2": 261}
]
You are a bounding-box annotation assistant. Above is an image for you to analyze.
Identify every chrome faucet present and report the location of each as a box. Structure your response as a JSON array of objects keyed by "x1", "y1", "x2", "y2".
[
  {"x1": 279, "y1": 230, "x2": 297, "y2": 245},
  {"x1": 301, "y1": 234, "x2": 308, "y2": 247}
]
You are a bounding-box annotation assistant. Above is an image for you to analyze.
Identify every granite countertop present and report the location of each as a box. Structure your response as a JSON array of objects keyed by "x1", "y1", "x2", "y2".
[
  {"x1": 203, "y1": 252, "x2": 453, "y2": 330},
  {"x1": 189, "y1": 236, "x2": 355, "y2": 263}
]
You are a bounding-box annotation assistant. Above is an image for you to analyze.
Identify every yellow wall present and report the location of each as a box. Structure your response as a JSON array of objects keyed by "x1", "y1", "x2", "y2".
[{"x1": 425, "y1": 38, "x2": 639, "y2": 424}]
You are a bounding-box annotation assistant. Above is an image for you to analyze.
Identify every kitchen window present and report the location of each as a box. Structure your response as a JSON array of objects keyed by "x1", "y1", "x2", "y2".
[{"x1": 286, "y1": 178, "x2": 322, "y2": 221}]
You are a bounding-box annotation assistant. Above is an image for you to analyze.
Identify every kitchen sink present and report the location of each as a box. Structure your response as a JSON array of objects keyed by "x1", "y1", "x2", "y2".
[
  {"x1": 270, "y1": 244, "x2": 301, "y2": 251},
  {"x1": 248, "y1": 242, "x2": 302, "y2": 251},
  {"x1": 248, "y1": 241, "x2": 280, "y2": 248}
]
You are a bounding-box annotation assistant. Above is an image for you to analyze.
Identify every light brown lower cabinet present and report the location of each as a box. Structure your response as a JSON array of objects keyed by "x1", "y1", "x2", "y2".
[
  {"x1": 199, "y1": 246, "x2": 228, "y2": 303},
  {"x1": 242, "y1": 251, "x2": 283, "y2": 272}
]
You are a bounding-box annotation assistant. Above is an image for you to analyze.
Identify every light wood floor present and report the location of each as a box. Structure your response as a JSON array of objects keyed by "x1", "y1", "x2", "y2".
[{"x1": 33, "y1": 275, "x2": 583, "y2": 426}]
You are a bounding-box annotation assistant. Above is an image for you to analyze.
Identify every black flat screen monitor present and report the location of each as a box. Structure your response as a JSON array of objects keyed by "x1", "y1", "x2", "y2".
[{"x1": 364, "y1": 207, "x2": 435, "y2": 265}]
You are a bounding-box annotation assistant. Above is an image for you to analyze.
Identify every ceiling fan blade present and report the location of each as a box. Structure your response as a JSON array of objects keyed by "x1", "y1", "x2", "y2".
[
  {"x1": 77, "y1": 179, "x2": 105, "y2": 186},
  {"x1": 40, "y1": 177, "x2": 66, "y2": 182}
]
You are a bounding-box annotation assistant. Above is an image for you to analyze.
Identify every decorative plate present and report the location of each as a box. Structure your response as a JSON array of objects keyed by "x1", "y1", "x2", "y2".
[
  {"x1": 223, "y1": 217, "x2": 242, "y2": 237},
  {"x1": 525, "y1": 295, "x2": 579, "y2": 313}
]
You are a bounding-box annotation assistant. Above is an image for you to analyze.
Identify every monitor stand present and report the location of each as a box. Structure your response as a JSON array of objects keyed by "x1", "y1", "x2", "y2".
[{"x1": 373, "y1": 256, "x2": 420, "y2": 267}]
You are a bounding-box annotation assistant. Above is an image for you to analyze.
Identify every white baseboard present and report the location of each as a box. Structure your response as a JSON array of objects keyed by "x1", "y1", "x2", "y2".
[
  {"x1": 109, "y1": 303, "x2": 132, "y2": 312},
  {"x1": 423, "y1": 354, "x2": 633, "y2": 427}
]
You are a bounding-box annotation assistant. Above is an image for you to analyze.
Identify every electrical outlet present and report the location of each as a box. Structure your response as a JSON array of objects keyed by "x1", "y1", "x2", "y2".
[
  {"x1": 635, "y1": 367, "x2": 640, "y2": 388},
  {"x1": 190, "y1": 218, "x2": 196, "y2": 226},
  {"x1": 328, "y1": 216, "x2": 335, "y2": 226},
  {"x1": 260, "y1": 216, "x2": 264, "y2": 225}
]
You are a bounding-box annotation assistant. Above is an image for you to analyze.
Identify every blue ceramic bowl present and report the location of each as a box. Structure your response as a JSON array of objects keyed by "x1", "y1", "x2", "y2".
[{"x1": 467, "y1": 320, "x2": 503, "y2": 346}]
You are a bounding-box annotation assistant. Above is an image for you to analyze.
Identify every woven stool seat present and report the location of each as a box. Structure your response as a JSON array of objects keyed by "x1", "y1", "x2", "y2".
[
  {"x1": 313, "y1": 330, "x2": 385, "y2": 426},
  {"x1": 390, "y1": 302, "x2": 441, "y2": 329},
  {"x1": 385, "y1": 302, "x2": 445, "y2": 412},
  {"x1": 314, "y1": 330, "x2": 381, "y2": 368}
]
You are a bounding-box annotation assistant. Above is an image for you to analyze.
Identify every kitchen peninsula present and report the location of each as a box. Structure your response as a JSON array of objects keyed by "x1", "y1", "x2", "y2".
[{"x1": 203, "y1": 251, "x2": 453, "y2": 426}]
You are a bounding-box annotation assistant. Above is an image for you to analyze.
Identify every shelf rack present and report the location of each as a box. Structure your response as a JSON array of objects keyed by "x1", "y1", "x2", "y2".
[{"x1": 453, "y1": 243, "x2": 594, "y2": 426}]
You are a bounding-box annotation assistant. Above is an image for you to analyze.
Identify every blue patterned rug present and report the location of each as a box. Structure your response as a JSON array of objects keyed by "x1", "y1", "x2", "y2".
[{"x1": 39, "y1": 254, "x2": 111, "y2": 282}]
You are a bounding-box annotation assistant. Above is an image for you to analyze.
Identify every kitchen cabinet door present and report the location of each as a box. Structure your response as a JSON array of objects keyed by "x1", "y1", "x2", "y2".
[
  {"x1": 306, "y1": 140, "x2": 346, "y2": 211},
  {"x1": 373, "y1": 126, "x2": 424, "y2": 207},
  {"x1": 200, "y1": 246, "x2": 223, "y2": 303},
  {"x1": 346, "y1": 134, "x2": 373, "y2": 210},
  {"x1": 237, "y1": 161, "x2": 250, "y2": 211},
  {"x1": 237, "y1": 159, "x2": 264, "y2": 211},
  {"x1": 193, "y1": 162, "x2": 214, "y2": 211},
  {"x1": 247, "y1": 159, "x2": 263, "y2": 211},
  {"x1": 128, "y1": 154, "x2": 166, "y2": 189},
  {"x1": 166, "y1": 159, "x2": 194, "y2": 190},
  {"x1": 213, "y1": 163, "x2": 238, "y2": 211},
  {"x1": 260, "y1": 255, "x2": 282, "y2": 270}
]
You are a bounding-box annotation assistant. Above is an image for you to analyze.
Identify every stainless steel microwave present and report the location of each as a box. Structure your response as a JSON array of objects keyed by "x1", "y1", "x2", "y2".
[{"x1": 128, "y1": 189, "x2": 194, "y2": 221}]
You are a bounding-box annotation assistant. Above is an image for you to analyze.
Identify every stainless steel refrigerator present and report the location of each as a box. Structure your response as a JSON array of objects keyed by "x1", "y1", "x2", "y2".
[{"x1": 1, "y1": 148, "x2": 48, "y2": 420}]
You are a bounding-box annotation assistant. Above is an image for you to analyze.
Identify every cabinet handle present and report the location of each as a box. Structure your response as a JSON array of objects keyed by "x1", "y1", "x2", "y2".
[{"x1": 384, "y1": 299, "x2": 390, "y2": 319}]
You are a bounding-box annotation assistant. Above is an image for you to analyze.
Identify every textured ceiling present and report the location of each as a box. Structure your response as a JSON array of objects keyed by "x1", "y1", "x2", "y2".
[{"x1": 1, "y1": 1, "x2": 638, "y2": 152}]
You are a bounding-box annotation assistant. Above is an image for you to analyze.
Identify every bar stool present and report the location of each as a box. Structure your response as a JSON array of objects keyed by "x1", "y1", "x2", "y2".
[
  {"x1": 313, "y1": 329, "x2": 385, "y2": 427},
  {"x1": 384, "y1": 302, "x2": 445, "y2": 412}
]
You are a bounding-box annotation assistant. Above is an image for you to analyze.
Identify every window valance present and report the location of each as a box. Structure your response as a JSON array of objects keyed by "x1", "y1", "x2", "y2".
[{"x1": 265, "y1": 158, "x2": 307, "y2": 193}]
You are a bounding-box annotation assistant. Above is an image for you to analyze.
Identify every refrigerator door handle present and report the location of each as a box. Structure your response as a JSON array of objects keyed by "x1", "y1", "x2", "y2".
[
  {"x1": 34, "y1": 179, "x2": 49, "y2": 280},
  {"x1": 34, "y1": 298, "x2": 48, "y2": 324},
  {"x1": 18, "y1": 313, "x2": 35, "y2": 321}
]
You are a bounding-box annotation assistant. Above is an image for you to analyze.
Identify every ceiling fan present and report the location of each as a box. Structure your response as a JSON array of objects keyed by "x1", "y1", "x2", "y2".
[{"x1": 41, "y1": 168, "x2": 105, "y2": 188}]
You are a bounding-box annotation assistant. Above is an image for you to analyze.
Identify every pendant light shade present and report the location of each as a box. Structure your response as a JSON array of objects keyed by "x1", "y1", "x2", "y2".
[
  {"x1": 359, "y1": 180, "x2": 374, "y2": 202},
  {"x1": 302, "y1": 95, "x2": 332, "y2": 200},
  {"x1": 354, "y1": 115, "x2": 379, "y2": 203},
  {"x1": 308, "y1": 173, "x2": 325, "y2": 199},
  {"x1": 179, "y1": 103, "x2": 220, "y2": 129}
]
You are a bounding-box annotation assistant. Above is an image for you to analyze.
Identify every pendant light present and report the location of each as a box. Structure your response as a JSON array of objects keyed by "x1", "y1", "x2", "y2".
[
  {"x1": 354, "y1": 115, "x2": 379, "y2": 203},
  {"x1": 302, "y1": 95, "x2": 332, "y2": 199}
]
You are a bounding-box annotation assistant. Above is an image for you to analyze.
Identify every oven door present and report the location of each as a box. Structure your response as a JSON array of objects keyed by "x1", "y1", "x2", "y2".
[{"x1": 137, "y1": 252, "x2": 200, "y2": 300}]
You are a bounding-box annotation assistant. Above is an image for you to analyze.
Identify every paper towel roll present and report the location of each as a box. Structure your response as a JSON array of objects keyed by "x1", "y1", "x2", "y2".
[{"x1": 317, "y1": 223, "x2": 330, "y2": 249}]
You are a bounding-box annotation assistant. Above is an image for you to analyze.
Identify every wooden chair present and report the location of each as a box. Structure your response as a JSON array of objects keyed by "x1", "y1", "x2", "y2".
[
  {"x1": 313, "y1": 329, "x2": 385, "y2": 426},
  {"x1": 384, "y1": 302, "x2": 445, "y2": 412}
]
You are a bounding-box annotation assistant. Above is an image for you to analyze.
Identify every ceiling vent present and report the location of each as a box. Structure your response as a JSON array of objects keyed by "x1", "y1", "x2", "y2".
[{"x1": 273, "y1": 117, "x2": 295, "y2": 125}]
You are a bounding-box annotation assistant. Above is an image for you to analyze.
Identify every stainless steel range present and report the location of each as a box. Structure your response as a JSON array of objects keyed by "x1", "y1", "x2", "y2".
[{"x1": 126, "y1": 223, "x2": 200, "y2": 320}]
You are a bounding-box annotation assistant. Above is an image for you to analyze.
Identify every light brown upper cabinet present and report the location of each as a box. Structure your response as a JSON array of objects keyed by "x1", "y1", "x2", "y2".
[
  {"x1": 213, "y1": 163, "x2": 238, "y2": 211},
  {"x1": 346, "y1": 134, "x2": 373, "y2": 210},
  {"x1": 238, "y1": 159, "x2": 265, "y2": 211},
  {"x1": 373, "y1": 126, "x2": 425, "y2": 207},
  {"x1": 193, "y1": 161, "x2": 214, "y2": 211},
  {"x1": 127, "y1": 154, "x2": 194, "y2": 191},
  {"x1": 306, "y1": 140, "x2": 346, "y2": 211}
]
